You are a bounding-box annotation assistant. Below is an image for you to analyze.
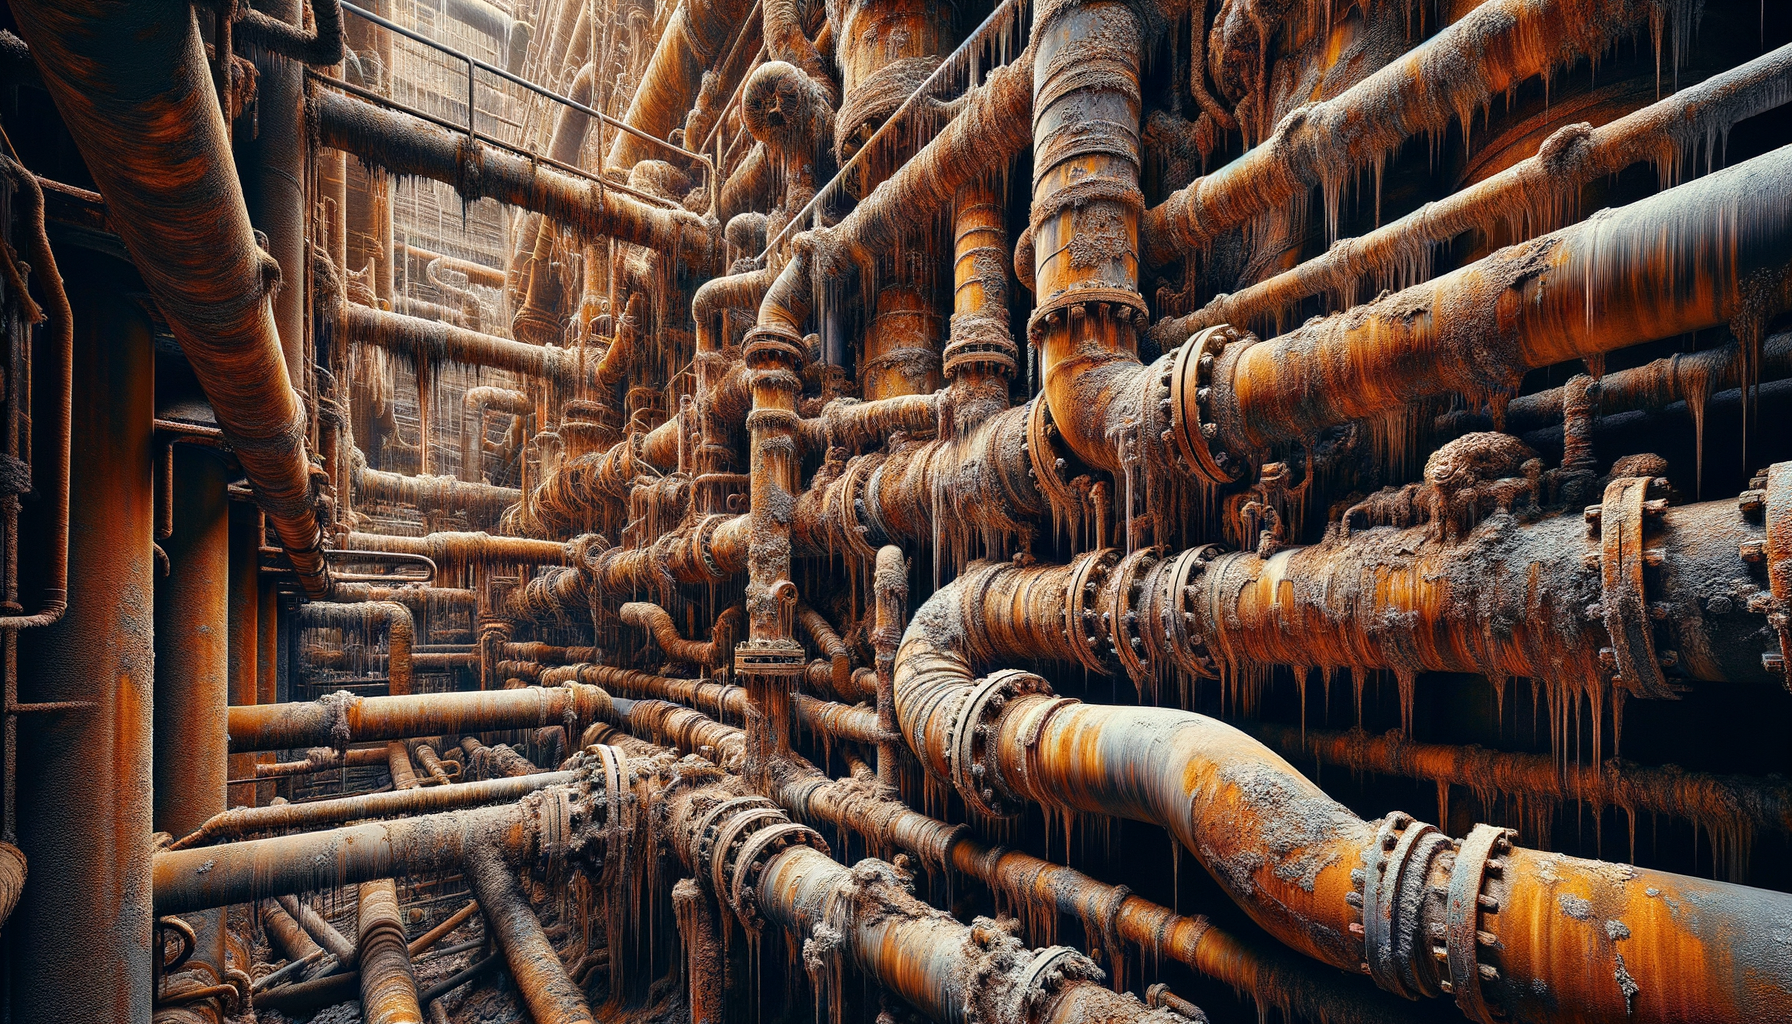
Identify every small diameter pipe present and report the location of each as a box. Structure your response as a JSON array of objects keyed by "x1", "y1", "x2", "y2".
[{"x1": 302, "y1": 601, "x2": 414, "y2": 695}]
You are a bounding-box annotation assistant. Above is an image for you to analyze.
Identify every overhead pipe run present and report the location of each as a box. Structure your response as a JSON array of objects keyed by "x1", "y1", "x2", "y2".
[
  {"x1": 225, "y1": 683, "x2": 613, "y2": 753},
  {"x1": 301, "y1": 600, "x2": 415, "y2": 695},
  {"x1": 11, "y1": 0, "x2": 332, "y2": 596}
]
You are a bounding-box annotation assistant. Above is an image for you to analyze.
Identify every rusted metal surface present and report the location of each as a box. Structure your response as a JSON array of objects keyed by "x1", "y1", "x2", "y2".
[
  {"x1": 226, "y1": 683, "x2": 613, "y2": 752},
  {"x1": 358, "y1": 878, "x2": 425, "y2": 1024},
  {"x1": 465, "y1": 843, "x2": 595, "y2": 1024}
]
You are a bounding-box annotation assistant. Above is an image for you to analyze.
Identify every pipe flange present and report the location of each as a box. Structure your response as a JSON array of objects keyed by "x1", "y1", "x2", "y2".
[
  {"x1": 1011, "y1": 944, "x2": 1103, "y2": 1019},
  {"x1": 531, "y1": 786, "x2": 576, "y2": 879},
  {"x1": 1356, "y1": 813, "x2": 1451, "y2": 1000},
  {"x1": 1064, "y1": 548, "x2": 1119, "y2": 674},
  {"x1": 1026, "y1": 398, "x2": 1084, "y2": 526},
  {"x1": 1167, "y1": 326, "x2": 1247, "y2": 486},
  {"x1": 1025, "y1": 286, "x2": 1149, "y2": 349},
  {"x1": 1155, "y1": 545, "x2": 1222, "y2": 681},
  {"x1": 1596, "y1": 476, "x2": 1680, "y2": 699},
  {"x1": 834, "y1": 456, "x2": 881, "y2": 562},
  {"x1": 1138, "y1": 351, "x2": 1178, "y2": 472},
  {"x1": 733, "y1": 638, "x2": 807, "y2": 678},
  {"x1": 690, "y1": 796, "x2": 777, "y2": 881},
  {"x1": 708, "y1": 805, "x2": 787, "y2": 909},
  {"x1": 949, "y1": 669, "x2": 1051, "y2": 818},
  {"x1": 1761, "y1": 462, "x2": 1792, "y2": 686},
  {"x1": 1444, "y1": 823, "x2": 1517, "y2": 1024},
  {"x1": 728, "y1": 821, "x2": 828, "y2": 932},
  {"x1": 688, "y1": 513, "x2": 733, "y2": 584},
  {"x1": 1107, "y1": 546, "x2": 1163, "y2": 690},
  {"x1": 742, "y1": 323, "x2": 807, "y2": 370}
]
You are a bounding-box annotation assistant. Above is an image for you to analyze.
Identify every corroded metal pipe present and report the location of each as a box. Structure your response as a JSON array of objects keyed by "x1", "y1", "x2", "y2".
[
  {"x1": 337, "y1": 302, "x2": 603, "y2": 388},
  {"x1": 1177, "y1": 144, "x2": 1792, "y2": 473},
  {"x1": 606, "y1": 0, "x2": 757, "y2": 171},
  {"x1": 352, "y1": 458, "x2": 521, "y2": 524},
  {"x1": 314, "y1": 90, "x2": 716, "y2": 269},
  {"x1": 357, "y1": 879, "x2": 423, "y2": 1024},
  {"x1": 1140, "y1": 0, "x2": 1678, "y2": 265},
  {"x1": 893, "y1": 530, "x2": 1792, "y2": 1024},
  {"x1": 172, "y1": 771, "x2": 573, "y2": 850},
  {"x1": 302, "y1": 600, "x2": 415, "y2": 696},
  {"x1": 155, "y1": 802, "x2": 530, "y2": 914},
  {"x1": 226, "y1": 684, "x2": 612, "y2": 753},
  {"x1": 670, "y1": 791, "x2": 1196, "y2": 1024},
  {"x1": 465, "y1": 844, "x2": 595, "y2": 1024},
  {"x1": 339, "y1": 531, "x2": 570, "y2": 568},
  {"x1": 12, "y1": 0, "x2": 330, "y2": 595},
  {"x1": 1161, "y1": 42, "x2": 1792, "y2": 337},
  {"x1": 618, "y1": 602, "x2": 740, "y2": 667}
]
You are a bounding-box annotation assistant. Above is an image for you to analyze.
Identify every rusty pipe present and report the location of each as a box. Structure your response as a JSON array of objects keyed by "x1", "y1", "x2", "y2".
[
  {"x1": 12, "y1": 0, "x2": 331, "y2": 596},
  {"x1": 302, "y1": 600, "x2": 414, "y2": 696},
  {"x1": 871, "y1": 546, "x2": 905, "y2": 793},
  {"x1": 1162, "y1": 42, "x2": 1792, "y2": 338},
  {"x1": 234, "y1": 0, "x2": 345, "y2": 65},
  {"x1": 175, "y1": 771, "x2": 573, "y2": 850},
  {"x1": 387, "y1": 740, "x2": 421, "y2": 790},
  {"x1": 339, "y1": 531, "x2": 570, "y2": 568},
  {"x1": 225, "y1": 684, "x2": 612, "y2": 753},
  {"x1": 352, "y1": 456, "x2": 521, "y2": 523},
  {"x1": 670, "y1": 793, "x2": 1196, "y2": 1024},
  {"x1": 1182, "y1": 143, "x2": 1792, "y2": 473},
  {"x1": 465, "y1": 844, "x2": 594, "y2": 1024},
  {"x1": 155, "y1": 802, "x2": 533, "y2": 914},
  {"x1": 261, "y1": 900, "x2": 324, "y2": 964},
  {"x1": 893, "y1": 548, "x2": 1792, "y2": 1023},
  {"x1": 618, "y1": 602, "x2": 739, "y2": 668},
  {"x1": 277, "y1": 894, "x2": 357, "y2": 964},
  {"x1": 770, "y1": 760, "x2": 1437, "y2": 1024},
  {"x1": 1140, "y1": 0, "x2": 1678, "y2": 265},
  {"x1": 607, "y1": 0, "x2": 758, "y2": 171},
  {"x1": 0, "y1": 159, "x2": 69, "y2": 629},
  {"x1": 314, "y1": 89, "x2": 716, "y2": 268},
  {"x1": 357, "y1": 879, "x2": 423, "y2": 1024},
  {"x1": 337, "y1": 302, "x2": 602, "y2": 388},
  {"x1": 1506, "y1": 331, "x2": 1792, "y2": 430}
]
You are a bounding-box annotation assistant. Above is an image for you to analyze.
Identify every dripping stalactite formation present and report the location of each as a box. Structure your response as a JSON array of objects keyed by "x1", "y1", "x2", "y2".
[{"x1": 0, "y1": 0, "x2": 1786, "y2": 1022}]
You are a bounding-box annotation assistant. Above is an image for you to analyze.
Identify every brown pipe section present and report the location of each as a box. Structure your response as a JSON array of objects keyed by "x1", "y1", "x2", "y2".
[
  {"x1": 352, "y1": 457, "x2": 521, "y2": 523},
  {"x1": 1162, "y1": 42, "x2": 1792, "y2": 338},
  {"x1": 11, "y1": 0, "x2": 330, "y2": 596},
  {"x1": 619, "y1": 602, "x2": 740, "y2": 667},
  {"x1": 278, "y1": 894, "x2": 357, "y2": 963},
  {"x1": 1188, "y1": 144, "x2": 1792, "y2": 472},
  {"x1": 302, "y1": 600, "x2": 414, "y2": 696},
  {"x1": 155, "y1": 802, "x2": 531, "y2": 914},
  {"x1": 336, "y1": 302, "x2": 605, "y2": 388},
  {"x1": 0, "y1": 158, "x2": 70, "y2": 629},
  {"x1": 225, "y1": 684, "x2": 613, "y2": 753},
  {"x1": 339, "y1": 531, "x2": 570, "y2": 567},
  {"x1": 607, "y1": 0, "x2": 757, "y2": 171},
  {"x1": 1140, "y1": 0, "x2": 1676, "y2": 266},
  {"x1": 465, "y1": 844, "x2": 595, "y2": 1024},
  {"x1": 314, "y1": 90, "x2": 716, "y2": 270},
  {"x1": 357, "y1": 880, "x2": 424, "y2": 1024},
  {"x1": 387, "y1": 740, "x2": 421, "y2": 790},
  {"x1": 174, "y1": 771, "x2": 574, "y2": 850},
  {"x1": 671, "y1": 792, "x2": 1195, "y2": 1024},
  {"x1": 893, "y1": 536, "x2": 1792, "y2": 1024}
]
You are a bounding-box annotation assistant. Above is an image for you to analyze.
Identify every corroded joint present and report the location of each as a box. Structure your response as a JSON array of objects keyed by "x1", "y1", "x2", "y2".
[
  {"x1": 1165, "y1": 324, "x2": 1248, "y2": 485},
  {"x1": 948, "y1": 670, "x2": 1051, "y2": 818}
]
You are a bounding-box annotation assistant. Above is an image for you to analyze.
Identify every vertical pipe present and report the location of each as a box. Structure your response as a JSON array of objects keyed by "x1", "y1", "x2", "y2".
[
  {"x1": 154, "y1": 446, "x2": 231, "y2": 988},
  {"x1": 227, "y1": 503, "x2": 261, "y2": 806},
  {"x1": 257, "y1": 578, "x2": 279, "y2": 806},
  {"x1": 357, "y1": 879, "x2": 423, "y2": 1024},
  {"x1": 13, "y1": 279, "x2": 154, "y2": 1024},
  {"x1": 245, "y1": 0, "x2": 310, "y2": 390},
  {"x1": 871, "y1": 546, "x2": 905, "y2": 795}
]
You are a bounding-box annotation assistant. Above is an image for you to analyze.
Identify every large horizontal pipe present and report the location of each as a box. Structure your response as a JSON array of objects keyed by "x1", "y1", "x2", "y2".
[
  {"x1": 171, "y1": 771, "x2": 574, "y2": 849},
  {"x1": 154, "y1": 803, "x2": 527, "y2": 914},
  {"x1": 893, "y1": 540, "x2": 1792, "y2": 1024},
  {"x1": 12, "y1": 0, "x2": 331, "y2": 595},
  {"x1": 338, "y1": 531, "x2": 570, "y2": 566},
  {"x1": 771, "y1": 761, "x2": 1435, "y2": 1024},
  {"x1": 1160, "y1": 42, "x2": 1792, "y2": 337},
  {"x1": 352, "y1": 458, "x2": 521, "y2": 522},
  {"x1": 671, "y1": 792, "x2": 1195, "y2": 1024},
  {"x1": 1140, "y1": 0, "x2": 1673, "y2": 265},
  {"x1": 226, "y1": 684, "x2": 613, "y2": 753},
  {"x1": 313, "y1": 89, "x2": 716, "y2": 268},
  {"x1": 337, "y1": 302, "x2": 601, "y2": 387},
  {"x1": 1185, "y1": 143, "x2": 1792, "y2": 469}
]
